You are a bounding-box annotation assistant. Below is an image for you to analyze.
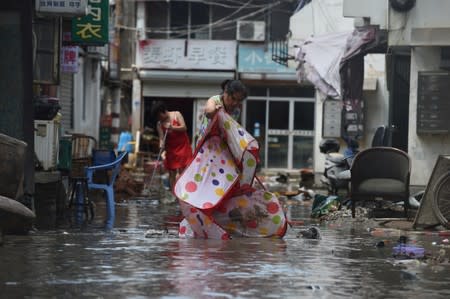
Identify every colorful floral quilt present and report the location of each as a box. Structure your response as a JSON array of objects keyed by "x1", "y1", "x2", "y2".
[{"x1": 174, "y1": 110, "x2": 287, "y2": 239}]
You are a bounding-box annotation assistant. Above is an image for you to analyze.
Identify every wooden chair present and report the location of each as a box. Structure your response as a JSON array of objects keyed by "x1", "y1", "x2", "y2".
[
  {"x1": 350, "y1": 147, "x2": 411, "y2": 218},
  {"x1": 70, "y1": 134, "x2": 97, "y2": 177},
  {"x1": 65, "y1": 134, "x2": 97, "y2": 223}
]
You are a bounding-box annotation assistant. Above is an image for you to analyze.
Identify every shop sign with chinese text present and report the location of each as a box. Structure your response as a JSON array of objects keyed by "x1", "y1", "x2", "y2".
[
  {"x1": 71, "y1": 0, "x2": 108, "y2": 45},
  {"x1": 137, "y1": 39, "x2": 236, "y2": 70},
  {"x1": 36, "y1": 0, "x2": 87, "y2": 17}
]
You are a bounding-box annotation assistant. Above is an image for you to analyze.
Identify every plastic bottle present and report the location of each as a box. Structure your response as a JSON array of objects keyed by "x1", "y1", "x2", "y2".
[{"x1": 254, "y1": 122, "x2": 260, "y2": 137}]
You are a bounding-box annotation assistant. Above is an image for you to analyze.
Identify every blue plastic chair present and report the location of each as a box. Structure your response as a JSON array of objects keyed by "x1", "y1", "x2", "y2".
[
  {"x1": 85, "y1": 151, "x2": 128, "y2": 229},
  {"x1": 92, "y1": 149, "x2": 116, "y2": 166}
]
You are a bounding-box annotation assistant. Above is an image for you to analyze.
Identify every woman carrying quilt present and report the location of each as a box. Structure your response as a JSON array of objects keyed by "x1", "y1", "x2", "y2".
[
  {"x1": 174, "y1": 81, "x2": 287, "y2": 240},
  {"x1": 196, "y1": 80, "x2": 247, "y2": 144}
]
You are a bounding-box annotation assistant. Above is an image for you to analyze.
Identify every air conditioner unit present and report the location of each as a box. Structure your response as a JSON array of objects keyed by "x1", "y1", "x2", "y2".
[
  {"x1": 34, "y1": 120, "x2": 60, "y2": 171},
  {"x1": 237, "y1": 21, "x2": 265, "y2": 42}
]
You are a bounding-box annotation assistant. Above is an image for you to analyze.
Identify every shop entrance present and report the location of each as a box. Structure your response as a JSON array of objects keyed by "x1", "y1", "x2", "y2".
[
  {"x1": 143, "y1": 97, "x2": 194, "y2": 144},
  {"x1": 244, "y1": 94, "x2": 315, "y2": 170}
]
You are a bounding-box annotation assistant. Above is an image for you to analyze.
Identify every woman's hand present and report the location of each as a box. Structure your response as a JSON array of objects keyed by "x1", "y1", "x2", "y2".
[{"x1": 163, "y1": 121, "x2": 172, "y2": 130}]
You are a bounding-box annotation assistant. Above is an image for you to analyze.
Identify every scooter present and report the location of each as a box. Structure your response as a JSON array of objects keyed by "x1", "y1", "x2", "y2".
[{"x1": 319, "y1": 137, "x2": 359, "y2": 195}]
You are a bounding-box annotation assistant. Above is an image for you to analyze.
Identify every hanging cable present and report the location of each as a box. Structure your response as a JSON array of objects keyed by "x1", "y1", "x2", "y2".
[{"x1": 117, "y1": 1, "x2": 282, "y2": 37}]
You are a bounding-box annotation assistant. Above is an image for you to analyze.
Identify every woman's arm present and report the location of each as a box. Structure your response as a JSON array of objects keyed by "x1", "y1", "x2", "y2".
[
  {"x1": 171, "y1": 111, "x2": 187, "y2": 132},
  {"x1": 156, "y1": 121, "x2": 165, "y2": 148},
  {"x1": 204, "y1": 96, "x2": 221, "y2": 118}
]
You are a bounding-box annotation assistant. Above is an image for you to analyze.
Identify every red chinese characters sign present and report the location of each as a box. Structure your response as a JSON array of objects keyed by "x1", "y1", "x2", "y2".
[
  {"x1": 61, "y1": 46, "x2": 79, "y2": 73},
  {"x1": 71, "y1": 0, "x2": 108, "y2": 45}
]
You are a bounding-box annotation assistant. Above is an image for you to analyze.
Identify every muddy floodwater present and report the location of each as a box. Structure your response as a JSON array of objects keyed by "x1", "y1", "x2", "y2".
[{"x1": 1, "y1": 199, "x2": 450, "y2": 298}]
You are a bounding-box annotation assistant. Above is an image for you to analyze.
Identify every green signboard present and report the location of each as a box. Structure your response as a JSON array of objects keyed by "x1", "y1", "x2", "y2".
[{"x1": 71, "y1": 0, "x2": 108, "y2": 45}]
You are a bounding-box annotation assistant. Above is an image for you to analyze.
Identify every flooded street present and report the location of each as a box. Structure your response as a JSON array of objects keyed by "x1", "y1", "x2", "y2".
[{"x1": 2, "y1": 199, "x2": 450, "y2": 298}]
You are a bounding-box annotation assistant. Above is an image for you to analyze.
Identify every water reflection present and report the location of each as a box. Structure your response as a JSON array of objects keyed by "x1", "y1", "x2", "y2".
[{"x1": 1, "y1": 200, "x2": 450, "y2": 298}]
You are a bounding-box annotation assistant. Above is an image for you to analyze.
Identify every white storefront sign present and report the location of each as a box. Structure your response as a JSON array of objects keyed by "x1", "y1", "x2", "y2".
[
  {"x1": 35, "y1": 0, "x2": 87, "y2": 17},
  {"x1": 137, "y1": 39, "x2": 237, "y2": 70}
]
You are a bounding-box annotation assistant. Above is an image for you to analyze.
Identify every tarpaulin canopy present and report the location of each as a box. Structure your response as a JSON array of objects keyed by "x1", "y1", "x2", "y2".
[{"x1": 295, "y1": 26, "x2": 381, "y2": 100}]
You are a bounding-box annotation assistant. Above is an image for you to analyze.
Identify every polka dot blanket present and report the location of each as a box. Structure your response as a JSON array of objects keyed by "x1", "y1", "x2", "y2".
[{"x1": 174, "y1": 110, "x2": 287, "y2": 239}]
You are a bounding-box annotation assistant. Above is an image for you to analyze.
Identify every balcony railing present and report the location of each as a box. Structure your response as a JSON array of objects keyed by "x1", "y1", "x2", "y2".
[{"x1": 271, "y1": 39, "x2": 295, "y2": 67}]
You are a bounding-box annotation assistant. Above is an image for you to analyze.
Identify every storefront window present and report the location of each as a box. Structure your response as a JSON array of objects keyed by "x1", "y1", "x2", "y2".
[
  {"x1": 244, "y1": 86, "x2": 315, "y2": 170},
  {"x1": 246, "y1": 100, "x2": 266, "y2": 168},
  {"x1": 293, "y1": 136, "x2": 314, "y2": 168},
  {"x1": 267, "y1": 135, "x2": 288, "y2": 168},
  {"x1": 269, "y1": 101, "x2": 289, "y2": 130},
  {"x1": 294, "y1": 102, "x2": 315, "y2": 130}
]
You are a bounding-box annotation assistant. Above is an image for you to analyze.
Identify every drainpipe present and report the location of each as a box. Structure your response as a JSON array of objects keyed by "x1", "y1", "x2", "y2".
[{"x1": 131, "y1": 0, "x2": 146, "y2": 137}]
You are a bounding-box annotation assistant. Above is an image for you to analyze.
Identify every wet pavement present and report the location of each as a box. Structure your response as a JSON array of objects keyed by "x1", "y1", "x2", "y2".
[{"x1": 2, "y1": 197, "x2": 450, "y2": 298}]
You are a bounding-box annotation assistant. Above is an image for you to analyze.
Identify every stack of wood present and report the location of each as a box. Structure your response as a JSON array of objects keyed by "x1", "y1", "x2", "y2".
[{"x1": 115, "y1": 167, "x2": 144, "y2": 198}]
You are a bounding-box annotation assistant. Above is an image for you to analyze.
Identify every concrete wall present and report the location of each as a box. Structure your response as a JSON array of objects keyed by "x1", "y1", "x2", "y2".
[
  {"x1": 73, "y1": 57, "x2": 101, "y2": 140},
  {"x1": 290, "y1": 0, "x2": 354, "y2": 42},
  {"x1": 344, "y1": 0, "x2": 450, "y2": 47},
  {"x1": 343, "y1": 0, "x2": 387, "y2": 29},
  {"x1": 409, "y1": 47, "x2": 450, "y2": 185}
]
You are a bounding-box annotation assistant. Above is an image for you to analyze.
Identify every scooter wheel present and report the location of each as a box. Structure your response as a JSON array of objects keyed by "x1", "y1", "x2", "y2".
[{"x1": 432, "y1": 173, "x2": 450, "y2": 228}]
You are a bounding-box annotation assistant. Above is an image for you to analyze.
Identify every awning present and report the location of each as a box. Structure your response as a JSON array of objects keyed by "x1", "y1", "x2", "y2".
[
  {"x1": 138, "y1": 70, "x2": 234, "y2": 83},
  {"x1": 239, "y1": 72, "x2": 297, "y2": 81},
  {"x1": 295, "y1": 26, "x2": 382, "y2": 99}
]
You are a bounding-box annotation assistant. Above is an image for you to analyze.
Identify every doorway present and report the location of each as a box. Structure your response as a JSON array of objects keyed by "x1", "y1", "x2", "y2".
[
  {"x1": 389, "y1": 53, "x2": 410, "y2": 152},
  {"x1": 144, "y1": 98, "x2": 194, "y2": 142}
]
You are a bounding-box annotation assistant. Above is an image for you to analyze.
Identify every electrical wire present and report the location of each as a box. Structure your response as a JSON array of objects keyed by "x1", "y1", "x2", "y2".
[
  {"x1": 124, "y1": 0, "x2": 286, "y2": 9},
  {"x1": 171, "y1": 2, "x2": 276, "y2": 38},
  {"x1": 294, "y1": 0, "x2": 311, "y2": 14},
  {"x1": 117, "y1": 1, "x2": 283, "y2": 37}
]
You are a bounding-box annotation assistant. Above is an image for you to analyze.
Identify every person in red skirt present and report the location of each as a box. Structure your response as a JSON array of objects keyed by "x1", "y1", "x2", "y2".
[{"x1": 152, "y1": 103, "x2": 193, "y2": 190}]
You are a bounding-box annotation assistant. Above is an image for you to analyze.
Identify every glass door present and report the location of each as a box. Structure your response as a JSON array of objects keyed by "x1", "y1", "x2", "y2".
[
  {"x1": 293, "y1": 101, "x2": 315, "y2": 168},
  {"x1": 244, "y1": 92, "x2": 315, "y2": 170},
  {"x1": 267, "y1": 101, "x2": 290, "y2": 168},
  {"x1": 245, "y1": 100, "x2": 266, "y2": 166}
]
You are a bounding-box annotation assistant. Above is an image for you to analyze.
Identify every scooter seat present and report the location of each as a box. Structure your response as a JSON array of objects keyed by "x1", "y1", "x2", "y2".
[
  {"x1": 327, "y1": 152, "x2": 345, "y2": 164},
  {"x1": 336, "y1": 169, "x2": 351, "y2": 180}
]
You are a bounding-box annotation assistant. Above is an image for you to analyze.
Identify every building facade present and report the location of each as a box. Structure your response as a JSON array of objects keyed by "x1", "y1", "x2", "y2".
[
  {"x1": 133, "y1": 0, "x2": 316, "y2": 171},
  {"x1": 288, "y1": 0, "x2": 390, "y2": 180},
  {"x1": 344, "y1": 0, "x2": 450, "y2": 186}
]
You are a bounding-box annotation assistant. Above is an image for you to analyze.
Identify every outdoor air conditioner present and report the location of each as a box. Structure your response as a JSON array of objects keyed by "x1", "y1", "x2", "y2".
[
  {"x1": 237, "y1": 21, "x2": 265, "y2": 42},
  {"x1": 34, "y1": 120, "x2": 60, "y2": 170}
]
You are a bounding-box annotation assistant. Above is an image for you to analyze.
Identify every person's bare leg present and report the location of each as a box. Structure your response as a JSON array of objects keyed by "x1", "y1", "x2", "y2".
[
  {"x1": 175, "y1": 167, "x2": 186, "y2": 181},
  {"x1": 169, "y1": 169, "x2": 177, "y2": 190}
]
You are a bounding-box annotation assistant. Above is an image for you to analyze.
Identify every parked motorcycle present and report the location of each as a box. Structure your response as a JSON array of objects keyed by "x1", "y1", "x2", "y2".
[{"x1": 319, "y1": 137, "x2": 359, "y2": 195}]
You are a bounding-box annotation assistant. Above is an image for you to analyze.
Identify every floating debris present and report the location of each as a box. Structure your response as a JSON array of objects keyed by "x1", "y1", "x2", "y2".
[
  {"x1": 144, "y1": 228, "x2": 178, "y2": 238},
  {"x1": 296, "y1": 226, "x2": 322, "y2": 239}
]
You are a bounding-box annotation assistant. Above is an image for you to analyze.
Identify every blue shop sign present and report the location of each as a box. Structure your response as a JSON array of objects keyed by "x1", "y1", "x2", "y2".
[{"x1": 238, "y1": 43, "x2": 296, "y2": 73}]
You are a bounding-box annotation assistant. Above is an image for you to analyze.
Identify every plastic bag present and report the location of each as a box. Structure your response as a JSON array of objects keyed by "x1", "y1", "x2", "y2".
[{"x1": 311, "y1": 194, "x2": 341, "y2": 218}]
